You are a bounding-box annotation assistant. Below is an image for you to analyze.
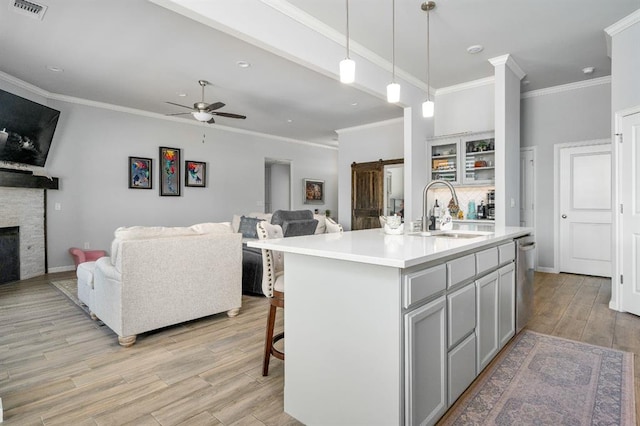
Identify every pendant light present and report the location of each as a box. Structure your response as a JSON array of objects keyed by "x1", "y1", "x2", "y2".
[
  {"x1": 387, "y1": 0, "x2": 400, "y2": 103},
  {"x1": 421, "y1": 1, "x2": 435, "y2": 117},
  {"x1": 339, "y1": 0, "x2": 355, "y2": 84}
]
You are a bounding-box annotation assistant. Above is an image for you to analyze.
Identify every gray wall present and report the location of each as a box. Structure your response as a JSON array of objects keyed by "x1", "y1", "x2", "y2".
[
  {"x1": 521, "y1": 82, "x2": 611, "y2": 269},
  {"x1": 0, "y1": 79, "x2": 338, "y2": 270},
  {"x1": 611, "y1": 21, "x2": 640, "y2": 114}
]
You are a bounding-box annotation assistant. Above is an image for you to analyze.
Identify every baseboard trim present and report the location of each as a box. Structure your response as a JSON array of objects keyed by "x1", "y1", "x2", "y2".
[
  {"x1": 48, "y1": 265, "x2": 75, "y2": 273},
  {"x1": 536, "y1": 266, "x2": 558, "y2": 274}
]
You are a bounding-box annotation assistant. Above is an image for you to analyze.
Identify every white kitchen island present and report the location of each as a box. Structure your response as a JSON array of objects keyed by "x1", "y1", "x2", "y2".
[{"x1": 248, "y1": 226, "x2": 532, "y2": 426}]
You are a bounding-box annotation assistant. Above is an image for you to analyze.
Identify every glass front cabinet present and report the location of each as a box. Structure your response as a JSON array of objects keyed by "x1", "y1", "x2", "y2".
[{"x1": 428, "y1": 131, "x2": 495, "y2": 185}]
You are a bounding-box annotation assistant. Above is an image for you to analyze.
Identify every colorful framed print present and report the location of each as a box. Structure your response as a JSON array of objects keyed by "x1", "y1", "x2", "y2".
[
  {"x1": 185, "y1": 160, "x2": 206, "y2": 187},
  {"x1": 128, "y1": 156, "x2": 152, "y2": 189},
  {"x1": 303, "y1": 178, "x2": 324, "y2": 204},
  {"x1": 159, "y1": 147, "x2": 181, "y2": 196}
]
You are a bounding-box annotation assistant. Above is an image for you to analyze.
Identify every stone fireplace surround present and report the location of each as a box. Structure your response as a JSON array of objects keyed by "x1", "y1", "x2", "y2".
[{"x1": 0, "y1": 169, "x2": 59, "y2": 282}]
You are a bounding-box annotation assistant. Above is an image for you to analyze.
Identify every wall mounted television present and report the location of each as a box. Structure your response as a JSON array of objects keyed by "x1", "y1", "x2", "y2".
[{"x1": 0, "y1": 89, "x2": 60, "y2": 167}]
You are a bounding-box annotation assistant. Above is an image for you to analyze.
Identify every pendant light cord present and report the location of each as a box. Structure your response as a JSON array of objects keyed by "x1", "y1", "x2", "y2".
[
  {"x1": 426, "y1": 5, "x2": 430, "y2": 101},
  {"x1": 391, "y1": 0, "x2": 395, "y2": 82},
  {"x1": 346, "y1": 0, "x2": 350, "y2": 58}
]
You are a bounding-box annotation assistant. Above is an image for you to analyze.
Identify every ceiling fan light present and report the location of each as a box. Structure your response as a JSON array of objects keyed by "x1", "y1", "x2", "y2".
[
  {"x1": 422, "y1": 100, "x2": 434, "y2": 117},
  {"x1": 387, "y1": 83, "x2": 400, "y2": 103},
  {"x1": 340, "y1": 58, "x2": 356, "y2": 84},
  {"x1": 192, "y1": 111, "x2": 213, "y2": 122}
]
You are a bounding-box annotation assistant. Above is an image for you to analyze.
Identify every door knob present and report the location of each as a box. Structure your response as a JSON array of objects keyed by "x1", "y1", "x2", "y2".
[{"x1": 561, "y1": 214, "x2": 567, "y2": 219}]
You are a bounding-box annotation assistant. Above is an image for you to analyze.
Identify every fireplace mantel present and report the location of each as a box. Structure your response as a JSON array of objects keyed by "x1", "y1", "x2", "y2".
[{"x1": 0, "y1": 169, "x2": 59, "y2": 190}]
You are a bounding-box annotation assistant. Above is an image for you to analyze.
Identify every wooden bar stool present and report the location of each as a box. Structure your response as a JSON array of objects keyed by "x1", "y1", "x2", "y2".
[{"x1": 257, "y1": 221, "x2": 285, "y2": 376}]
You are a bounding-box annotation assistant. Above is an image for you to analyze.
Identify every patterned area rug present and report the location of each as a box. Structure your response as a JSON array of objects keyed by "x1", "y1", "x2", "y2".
[
  {"x1": 440, "y1": 330, "x2": 635, "y2": 425},
  {"x1": 50, "y1": 279, "x2": 104, "y2": 326}
]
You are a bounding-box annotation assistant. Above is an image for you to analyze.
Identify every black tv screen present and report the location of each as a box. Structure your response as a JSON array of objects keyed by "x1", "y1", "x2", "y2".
[{"x1": 0, "y1": 89, "x2": 60, "y2": 167}]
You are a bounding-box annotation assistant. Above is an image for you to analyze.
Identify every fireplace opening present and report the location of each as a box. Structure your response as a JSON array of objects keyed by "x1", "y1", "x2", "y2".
[{"x1": 0, "y1": 226, "x2": 20, "y2": 284}]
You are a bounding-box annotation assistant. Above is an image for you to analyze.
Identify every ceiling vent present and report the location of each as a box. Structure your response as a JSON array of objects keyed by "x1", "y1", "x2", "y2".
[{"x1": 10, "y1": 0, "x2": 47, "y2": 20}]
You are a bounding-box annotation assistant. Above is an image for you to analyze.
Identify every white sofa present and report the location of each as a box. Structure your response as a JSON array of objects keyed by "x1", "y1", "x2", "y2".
[{"x1": 92, "y1": 222, "x2": 242, "y2": 346}]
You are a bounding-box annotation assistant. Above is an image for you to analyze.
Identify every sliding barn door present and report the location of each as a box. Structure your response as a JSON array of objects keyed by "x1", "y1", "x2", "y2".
[{"x1": 352, "y1": 162, "x2": 384, "y2": 230}]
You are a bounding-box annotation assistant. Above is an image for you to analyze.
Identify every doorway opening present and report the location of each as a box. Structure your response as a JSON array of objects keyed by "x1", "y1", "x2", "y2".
[{"x1": 265, "y1": 159, "x2": 291, "y2": 213}]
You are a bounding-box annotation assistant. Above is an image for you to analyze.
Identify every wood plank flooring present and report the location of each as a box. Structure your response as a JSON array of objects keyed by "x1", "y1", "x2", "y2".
[{"x1": 0, "y1": 271, "x2": 638, "y2": 424}]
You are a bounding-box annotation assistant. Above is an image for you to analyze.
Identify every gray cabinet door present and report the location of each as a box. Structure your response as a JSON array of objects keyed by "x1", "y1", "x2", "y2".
[
  {"x1": 404, "y1": 296, "x2": 447, "y2": 426},
  {"x1": 498, "y1": 263, "x2": 516, "y2": 348},
  {"x1": 448, "y1": 333, "x2": 477, "y2": 405},
  {"x1": 447, "y1": 281, "x2": 476, "y2": 349},
  {"x1": 476, "y1": 271, "x2": 499, "y2": 373}
]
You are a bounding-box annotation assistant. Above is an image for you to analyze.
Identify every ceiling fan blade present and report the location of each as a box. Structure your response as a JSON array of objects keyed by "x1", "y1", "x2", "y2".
[
  {"x1": 207, "y1": 117, "x2": 215, "y2": 124},
  {"x1": 165, "y1": 101, "x2": 193, "y2": 110},
  {"x1": 205, "y1": 102, "x2": 225, "y2": 112},
  {"x1": 212, "y1": 112, "x2": 247, "y2": 119},
  {"x1": 166, "y1": 112, "x2": 191, "y2": 116}
]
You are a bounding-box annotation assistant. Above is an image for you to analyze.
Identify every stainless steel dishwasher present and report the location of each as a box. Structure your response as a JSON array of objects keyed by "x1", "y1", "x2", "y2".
[{"x1": 515, "y1": 235, "x2": 536, "y2": 333}]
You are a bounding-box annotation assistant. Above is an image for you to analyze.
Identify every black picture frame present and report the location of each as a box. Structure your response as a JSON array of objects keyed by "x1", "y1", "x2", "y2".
[
  {"x1": 303, "y1": 178, "x2": 324, "y2": 204},
  {"x1": 159, "y1": 147, "x2": 181, "y2": 196},
  {"x1": 128, "y1": 156, "x2": 152, "y2": 189},
  {"x1": 185, "y1": 160, "x2": 206, "y2": 187}
]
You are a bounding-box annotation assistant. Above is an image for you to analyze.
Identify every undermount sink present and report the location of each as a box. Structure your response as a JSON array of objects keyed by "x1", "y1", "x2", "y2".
[{"x1": 407, "y1": 230, "x2": 493, "y2": 239}]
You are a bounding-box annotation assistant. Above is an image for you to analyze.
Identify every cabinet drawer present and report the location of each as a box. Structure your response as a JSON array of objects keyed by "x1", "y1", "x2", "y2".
[
  {"x1": 448, "y1": 333, "x2": 477, "y2": 406},
  {"x1": 446, "y1": 254, "x2": 475, "y2": 288},
  {"x1": 498, "y1": 242, "x2": 515, "y2": 265},
  {"x1": 475, "y1": 247, "x2": 498, "y2": 275},
  {"x1": 403, "y1": 264, "x2": 446, "y2": 309},
  {"x1": 447, "y1": 282, "x2": 476, "y2": 349}
]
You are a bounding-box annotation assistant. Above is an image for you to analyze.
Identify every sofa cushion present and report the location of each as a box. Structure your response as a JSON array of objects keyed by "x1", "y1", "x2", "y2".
[
  {"x1": 232, "y1": 213, "x2": 272, "y2": 233},
  {"x1": 282, "y1": 219, "x2": 318, "y2": 237},
  {"x1": 314, "y1": 214, "x2": 327, "y2": 234},
  {"x1": 238, "y1": 216, "x2": 265, "y2": 239},
  {"x1": 325, "y1": 217, "x2": 344, "y2": 233},
  {"x1": 271, "y1": 209, "x2": 313, "y2": 227}
]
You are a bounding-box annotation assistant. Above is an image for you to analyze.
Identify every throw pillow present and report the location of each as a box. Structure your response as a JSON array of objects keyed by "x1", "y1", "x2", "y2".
[
  {"x1": 238, "y1": 216, "x2": 264, "y2": 239},
  {"x1": 325, "y1": 217, "x2": 343, "y2": 233},
  {"x1": 282, "y1": 219, "x2": 318, "y2": 237}
]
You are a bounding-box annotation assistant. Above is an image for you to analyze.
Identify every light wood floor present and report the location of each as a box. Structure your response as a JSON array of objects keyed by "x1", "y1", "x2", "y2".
[{"x1": 0, "y1": 271, "x2": 638, "y2": 424}]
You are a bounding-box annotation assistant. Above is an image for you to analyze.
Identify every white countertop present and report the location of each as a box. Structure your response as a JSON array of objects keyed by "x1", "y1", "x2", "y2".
[{"x1": 248, "y1": 225, "x2": 532, "y2": 269}]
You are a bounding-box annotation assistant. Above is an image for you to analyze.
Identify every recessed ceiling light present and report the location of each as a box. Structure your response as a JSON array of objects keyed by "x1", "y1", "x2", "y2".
[
  {"x1": 522, "y1": 80, "x2": 530, "y2": 86},
  {"x1": 236, "y1": 61, "x2": 251, "y2": 68},
  {"x1": 351, "y1": 102, "x2": 359, "y2": 106},
  {"x1": 582, "y1": 67, "x2": 595, "y2": 75},
  {"x1": 287, "y1": 119, "x2": 293, "y2": 123},
  {"x1": 466, "y1": 45, "x2": 484, "y2": 54},
  {"x1": 177, "y1": 93, "x2": 188, "y2": 97},
  {"x1": 46, "y1": 65, "x2": 63, "y2": 72}
]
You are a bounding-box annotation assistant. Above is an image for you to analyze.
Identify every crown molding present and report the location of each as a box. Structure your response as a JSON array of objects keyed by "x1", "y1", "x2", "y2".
[
  {"x1": 435, "y1": 76, "x2": 494, "y2": 96},
  {"x1": 604, "y1": 9, "x2": 640, "y2": 57},
  {"x1": 521, "y1": 75, "x2": 611, "y2": 99},
  {"x1": 488, "y1": 54, "x2": 526, "y2": 80},
  {"x1": 0, "y1": 71, "x2": 336, "y2": 150},
  {"x1": 335, "y1": 117, "x2": 403, "y2": 135}
]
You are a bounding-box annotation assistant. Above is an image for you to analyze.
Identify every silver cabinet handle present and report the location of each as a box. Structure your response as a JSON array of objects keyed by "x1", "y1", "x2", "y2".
[{"x1": 561, "y1": 214, "x2": 567, "y2": 219}]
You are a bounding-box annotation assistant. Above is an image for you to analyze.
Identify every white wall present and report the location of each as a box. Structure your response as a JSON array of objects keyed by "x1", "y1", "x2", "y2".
[
  {"x1": 337, "y1": 118, "x2": 404, "y2": 230},
  {"x1": 434, "y1": 81, "x2": 495, "y2": 136},
  {"x1": 611, "y1": 17, "x2": 640, "y2": 114},
  {"x1": 0, "y1": 78, "x2": 338, "y2": 270},
  {"x1": 521, "y1": 81, "x2": 611, "y2": 269}
]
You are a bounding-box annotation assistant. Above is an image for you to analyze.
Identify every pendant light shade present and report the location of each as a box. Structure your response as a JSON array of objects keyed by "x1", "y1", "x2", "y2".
[
  {"x1": 340, "y1": 0, "x2": 356, "y2": 84},
  {"x1": 387, "y1": 83, "x2": 401, "y2": 103},
  {"x1": 387, "y1": 0, "x2": 400, "y2": 103},
  {"x1": 340, "y1": 58, "x2": 356, "y2": 84},
  {"x1": 421, "y1": 1, "x2": 436, "y2": 117},
  {"x1": 422, "y1": 100, "x2": 434, "y2": 117}
]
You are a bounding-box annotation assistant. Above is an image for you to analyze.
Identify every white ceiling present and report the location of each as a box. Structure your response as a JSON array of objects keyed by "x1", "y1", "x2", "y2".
[{"x1": 0, "y1": 0, "x2": 637, "y2": 146}]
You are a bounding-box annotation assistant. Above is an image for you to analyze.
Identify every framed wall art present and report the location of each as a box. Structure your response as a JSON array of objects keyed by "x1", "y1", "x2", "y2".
[
  {"x1": 128, "y1": 156, "x2": 152, "y2": 189},
  {"x1": 303, "y1": 178, "x2": 324, "y2": 204},
  {"x1": 185, "y1": 160, "x2": 206, "y2": 187},
  {"x1": 159, "y1": 147, "x2": 181, "y2": 196}
]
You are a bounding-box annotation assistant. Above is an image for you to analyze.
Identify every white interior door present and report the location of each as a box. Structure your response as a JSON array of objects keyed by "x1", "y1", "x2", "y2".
[
  {"x1": 520, "y1": 148, "x2": 534, "y2": 228},
  {"x1": 559, "y1": 143, "x2": 612, "y2": 277},
  {"x1": 621, "y1": 112, "x2": 640, "y2": 315}
]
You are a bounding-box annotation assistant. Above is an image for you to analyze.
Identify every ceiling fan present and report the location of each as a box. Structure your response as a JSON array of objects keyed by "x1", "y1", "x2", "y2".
[{"x1": 166, "y1": 80, "x2": 246, "y2": 124}]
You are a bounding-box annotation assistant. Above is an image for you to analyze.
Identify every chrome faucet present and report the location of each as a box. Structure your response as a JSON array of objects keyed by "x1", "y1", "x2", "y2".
[{"x1": 422, "y1": 180, "x2": 459, "y2": 231}]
